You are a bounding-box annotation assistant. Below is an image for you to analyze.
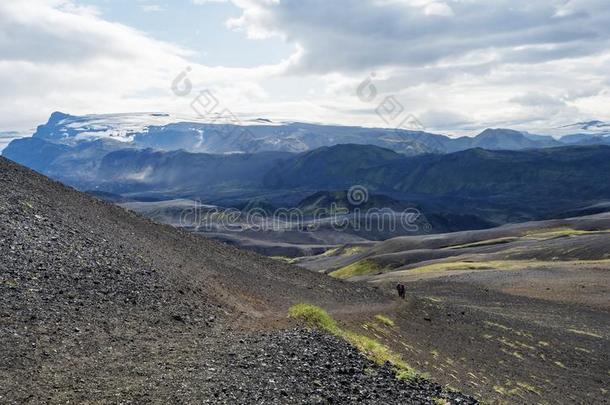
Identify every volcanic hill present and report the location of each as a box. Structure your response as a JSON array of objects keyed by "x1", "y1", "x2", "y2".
[{"x1": 0, "y1": 156, "x2": 475, "y2": 404}]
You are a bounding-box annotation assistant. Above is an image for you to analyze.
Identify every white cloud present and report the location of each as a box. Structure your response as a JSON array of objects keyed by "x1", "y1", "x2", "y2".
[
  {"x1": 0, "y1": 0, "x2": 288, "y2": 132},
  {"x1": 221, "y1": 0, "x2": 610, "y2": 131},
  {"x1": 1, "y1": 0, "x2": 610, "y2": 136},
  {"x1": 424, "y1": 2, "x2": 453, "y2": 17},
  {"x1": 227, "y1": 0, "x2": 610, "y2": 72},
  {"x1": 192, "y1": 0, "x2": 229, "y2": 4},
  {"x1": 140, "y1": 4, "x2": 164, "y2": 12}
]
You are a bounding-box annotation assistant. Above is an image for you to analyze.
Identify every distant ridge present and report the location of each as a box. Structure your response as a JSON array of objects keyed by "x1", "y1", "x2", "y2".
[{"x1": 6, "y1": 112, "x2": 610, "y2": 158}]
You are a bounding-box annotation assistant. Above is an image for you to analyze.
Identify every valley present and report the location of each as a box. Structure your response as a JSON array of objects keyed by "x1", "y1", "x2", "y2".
[
  {"x1": 2, "y1": 112, "x2": 609, "y2": 404},
  {"x1": 5, "y1": 2, "x2": 610, "y2": 404},
  {"x1": 5, "y1": 113, "x2": 610, "y2": 257},
  {"x1": 2, "y1": 151, "x2": 609, "y2": 403},
  {"x1": 0, "y1": 156, "x2": 480, "y2": 404},
  {"x1": 291, "y1": 214, "x2": 610, "y2": 403}
]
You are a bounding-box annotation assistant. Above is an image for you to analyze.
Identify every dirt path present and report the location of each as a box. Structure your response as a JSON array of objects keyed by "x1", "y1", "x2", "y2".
[
  {"x1": 1, "y1": 157, "x2": 478, "y2": 404},
  {"x1": 338, "y1": 278, "x2": 610, "y2": 404}
]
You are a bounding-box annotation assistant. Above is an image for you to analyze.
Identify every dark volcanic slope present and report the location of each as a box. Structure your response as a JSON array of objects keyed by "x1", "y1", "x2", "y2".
[
  {"x1": 0, "y1": 157, "x2": 475, "y2": 404},
  {"x1": 0, "y1": 156, "x2": 381, "y2": 315}
]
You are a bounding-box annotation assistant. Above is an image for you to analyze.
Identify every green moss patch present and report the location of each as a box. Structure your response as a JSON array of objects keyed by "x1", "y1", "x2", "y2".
[
  {"x1": 288, "y1": 303, "x2": 340, "y2": 335},
  {"x1": 289, "y1": 304, "x2": 419, "y2": 381},
  {"x1": 330, "y1": 260, "x2": 383, "y2": 279},
  {"x1": 374, "y1": 314, "x2": 395, "y2": 327}
]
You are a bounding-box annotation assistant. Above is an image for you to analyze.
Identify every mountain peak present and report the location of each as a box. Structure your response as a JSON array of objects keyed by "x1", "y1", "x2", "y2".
[
  {"x1": 476, "y1": 128, "x2": 526, "y2": 138},
  {"x1": 471, "y1": 128, "x2": 559, "y2": 150},
  {"x1": 49, "y1": 111, "x2": 71, "y2": 120}
]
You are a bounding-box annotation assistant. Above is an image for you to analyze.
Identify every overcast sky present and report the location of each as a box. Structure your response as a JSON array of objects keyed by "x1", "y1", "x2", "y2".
[{"x1": 1, "y1": 0, "x2": 610, "y2": 137}]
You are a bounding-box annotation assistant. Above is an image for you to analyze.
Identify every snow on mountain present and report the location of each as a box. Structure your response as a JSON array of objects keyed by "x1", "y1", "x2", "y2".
[
  {"x1": 7, "y1": 112, "x2": 610, "y2": 157},
  {"x1": 33, "y1": 111, "x2": 280, "y2": 145},
  {"x1": 20, "y1": 111, "x2": 445, "y2": 155}
]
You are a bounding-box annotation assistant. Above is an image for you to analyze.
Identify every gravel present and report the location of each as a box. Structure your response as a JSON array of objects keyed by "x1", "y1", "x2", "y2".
[
  {"x1": 202, "y1": 328, "x2": 477, "y2": 404},
  {"x1": 0, "y1": 156, "x2": 477, "y2": 404}
]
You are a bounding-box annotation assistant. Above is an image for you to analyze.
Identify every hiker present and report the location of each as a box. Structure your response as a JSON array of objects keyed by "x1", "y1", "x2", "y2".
[{"x1": 396, "y1": 283, "x2": 406, "y2": 299}]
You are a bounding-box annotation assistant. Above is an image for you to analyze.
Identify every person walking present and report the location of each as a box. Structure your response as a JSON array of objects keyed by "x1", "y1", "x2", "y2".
[{"x1": 396, "y1": 283, "x2": 406, "y2": 299}]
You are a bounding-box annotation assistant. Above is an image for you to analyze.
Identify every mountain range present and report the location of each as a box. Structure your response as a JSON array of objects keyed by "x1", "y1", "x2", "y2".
[
  {"x1": 3, "y1": 111, "x2": 610, "y2": 244},
  {"x1": 3, "y1": 150, "x2": 608, "y2": 403},
  {"x1": 2, "y1": 113, "x2": 609, "y2": 404},
  {"x1": 7, "y1": 112, "x2": 610, "y2": 156}
]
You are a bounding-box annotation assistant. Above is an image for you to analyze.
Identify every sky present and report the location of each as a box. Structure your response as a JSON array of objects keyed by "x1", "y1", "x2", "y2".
[{"x1": 1, "y1": 0, "x2": 610, "y2": 141}]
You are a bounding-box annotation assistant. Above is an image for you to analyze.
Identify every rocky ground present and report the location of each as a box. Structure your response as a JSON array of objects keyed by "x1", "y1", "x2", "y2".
[
  {"x1": 199, "y1": 328, "x2": 476, "y2": 404},
  {"x1": 295, "y1": 210, "x2": 610, "y2": 403},
  {"x1": 344, "y1": 275, "x2": 610, "y2": 404},
  {"x1": 0, "y1": 156, "x2": 476, "y2": 403}
]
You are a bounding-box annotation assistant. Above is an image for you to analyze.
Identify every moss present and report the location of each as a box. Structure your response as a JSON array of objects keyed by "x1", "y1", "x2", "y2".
[
  {"x1": 334, "y1": 255, "x2": 610, "y2": 280},
  {"x1": 330, "y1": 260, "x2": 383, "y2": 279},
  {"x1": 567, "y1": 328, "x2": 603, "y2": 338},
  {"x1": 288, "y1": 303, "x2": 340, "y2": 335},
  {"x1": 447, "y1": 237, "x2": 519, "y2": 250},
  {"x1": 270, "y1": 256, "x2": 298, "y2": 264},
  {"x1": 516, "y1": 382, "x2": 541, "y2": 396},
  {"x1": 320, "y1": 247, "x2": 339, "y2": 257},
  {"x1": 523, "y1": 227, "x2": 607, "y2": 240},
  {"x1": 289, "y1": 304, "x2": 419, "y2": 381},
  {"x1": 374, "y1": 314, "x2": 395, "y2": 327},
  {"x1": 511, "y1": 351, "x2": 524, "y2": 360},
  {"x1": 343, "y1": 331, "x2": 419, "y2": 380},
  {"x1": 407, "y1": 260, "x2": 524, "y2": 274},
  {"x1": 408, "y1": 259, "x2": 610, "y2": 275},
  {"x1": 445, "y1": 228, "x2": 610, "y2": 250},
  {"x1": 341, "y1": 246, "x2": 367, "y2": 256},
  {"x1": 363, "y1": 367, "x2": 377, "y2": 376}
]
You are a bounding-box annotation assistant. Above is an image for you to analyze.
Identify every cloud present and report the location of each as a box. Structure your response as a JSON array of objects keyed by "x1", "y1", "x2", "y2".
[
  {"x1": 227, "y1": 0, "x2": 610, "y2": 73},
  {"x1": 1, "y1": 0, "x2": 610, "y2": 135},
  {"x1": 0, "y1": 132, "x2": 23, "y2": 152},
  {"x1": 140, "y1": 4, "x2": 165, "y2": 12},
  {"x1": 0, "y1": 0, "x2": 289, "y2": 131},
  {"x1": 221, "y1": 0, "x2": 610, "y2": 131},
  {"x1": 0, "y1": 0, "x2": 191, "y2": 128},
  {"x1": 193, "y1": 0, "x2": 229, "y2": 4},
  {"x1": 423, "y1": 2, "x2": 454, "y2": 17}
]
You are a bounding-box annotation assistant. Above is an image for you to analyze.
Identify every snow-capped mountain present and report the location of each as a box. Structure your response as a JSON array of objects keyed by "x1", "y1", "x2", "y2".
[
  {"x1": 25, "y1": 111, "x2": 447, "y2": 155},
  {"x1": 33, "y1": 111, "x2": 278, "y2": 144},
  {"x1": 6, "y1": 113, "x2": 610, "y2": 161}
]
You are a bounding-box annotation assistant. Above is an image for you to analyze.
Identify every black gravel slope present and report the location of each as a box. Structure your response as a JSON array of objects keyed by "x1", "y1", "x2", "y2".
[
  {"x1": 202, "y1": 329, "x2": 477, "y2": 404},
  {"x1": 0, "y1": 156, "x2": 475, "y2": 404}
]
